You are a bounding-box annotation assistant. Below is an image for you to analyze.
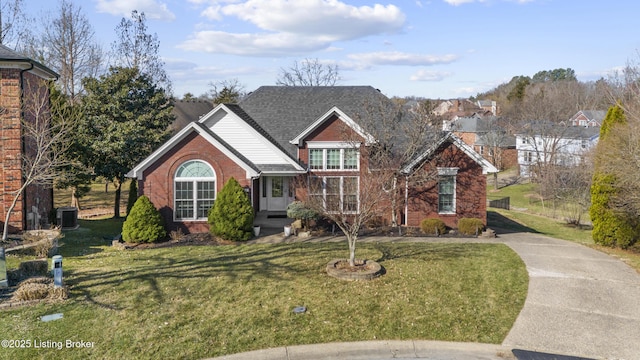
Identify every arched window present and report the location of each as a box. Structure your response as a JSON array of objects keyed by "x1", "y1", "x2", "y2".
[{"x1": 174, "y1": 160, "x2": 216, "y2": 220}]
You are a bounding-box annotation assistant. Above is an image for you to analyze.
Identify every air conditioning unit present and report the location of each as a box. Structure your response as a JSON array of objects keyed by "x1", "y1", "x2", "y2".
[{"x1": 57, "y1": 207, "x2": 78, "y2": 230}]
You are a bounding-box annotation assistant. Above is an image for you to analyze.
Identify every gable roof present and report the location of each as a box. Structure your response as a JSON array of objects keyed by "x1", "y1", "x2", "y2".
[
  {"x1": 402, "y1": 132, "x2": 499, "y2": 175},
  {"x1": 0, "y1": 44, "x2": 58, "y2": 80},
  {"x1": 569, "y1": 110, "x2": 606, "y2": 125},
  {"x1": 238, "y1": 86, "x2": 390, "y2": 158},
  {"x1": 290, "y1": 106, "x2": 375, "y2": 146},
  {"x1": 126, "y1": 121, "x2": 261, "y2": 180}
]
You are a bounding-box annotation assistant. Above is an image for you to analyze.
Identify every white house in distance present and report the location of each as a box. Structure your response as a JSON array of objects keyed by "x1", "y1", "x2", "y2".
[{"x1": 516, "y1": 120, "x2": 600, "y2": 177}]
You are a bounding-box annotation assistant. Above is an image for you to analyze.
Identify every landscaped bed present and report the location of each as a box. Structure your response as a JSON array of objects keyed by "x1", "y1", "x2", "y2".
[{"x1": 0, "y1": 219, "x2": 528, "y2": 359}]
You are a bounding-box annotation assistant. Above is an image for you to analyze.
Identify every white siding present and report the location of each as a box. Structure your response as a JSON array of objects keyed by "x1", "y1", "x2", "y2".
[{"x1": 210, "y1": 113, "x2": 291, "y2": 165}]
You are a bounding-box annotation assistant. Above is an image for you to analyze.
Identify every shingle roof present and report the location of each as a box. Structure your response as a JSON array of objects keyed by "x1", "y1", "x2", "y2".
[
  {"x1": 170, "y1": 100, "x2": 214, "y2": 135},
  {"x1": 238, "y1": 86, "x2": 390, "y2": 158},
  {"x1": 223, "y1": 103, "x2": 302, "y2": 167},
  {"x1": 192, "y1": 122, "x2": 262, "y2": 174},
  {"x1": 0, "y1": 44, "x2": 59, "y2": 79},
  {"x1": 516, "y1": 121, "x2": 601, "y2": 139}
]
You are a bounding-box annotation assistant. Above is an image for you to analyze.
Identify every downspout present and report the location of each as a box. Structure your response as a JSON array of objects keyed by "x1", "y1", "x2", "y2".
[
  {"x1": 404, "y1": 175, "x2": 409, "y2": 226},
  {"x1": 19, "y1": 62, "x2": 34, "y2": 230},
  {"x1": 18, "y1": 61, "x2": 59, "y2": 230}
]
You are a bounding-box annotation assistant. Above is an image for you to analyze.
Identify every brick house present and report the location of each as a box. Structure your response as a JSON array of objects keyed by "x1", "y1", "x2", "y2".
[
  {"x1": 0, "y1": 45, "x2": 59, "y2": 234},
  {"x1": 567, "y1": 110, "x2": 606, "y2": 128},
  {"x1": 443, "y1": 114, "x2": 517, "y2": 170},
  {"x1": 128, "y1": 86, "x2": 497, "y2": 233}
]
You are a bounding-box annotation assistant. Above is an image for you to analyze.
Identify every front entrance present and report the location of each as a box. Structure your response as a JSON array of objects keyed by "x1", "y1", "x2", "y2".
[{"x1": 261, "y1": 176, "x2": 294, "y2": 211}]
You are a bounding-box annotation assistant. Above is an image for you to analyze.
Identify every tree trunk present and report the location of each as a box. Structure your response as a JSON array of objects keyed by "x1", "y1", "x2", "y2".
[
  {"x1": 71, "y1": 186, "x2": 81, "y2": 210},
  {"x1": 493, "y1": 172, "x2": 499, "y2": 190},
  {"x1": 348, "y1": 233, "x2": 357, "y2": 267},
  {"x1": 390, "y1": 176, "x2": 398, "y2": 227},
  {"x1": 2, "y1": 190, "x2": 22, "y2": 241},
  {"x1": 113, "y1": 180, "x2": 122, "y2": 218}
]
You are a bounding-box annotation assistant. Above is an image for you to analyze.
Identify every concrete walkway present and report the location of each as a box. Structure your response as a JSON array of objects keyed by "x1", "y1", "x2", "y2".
[{"x1": 209, "y1": 231, "x2": 640, "y2": 360}]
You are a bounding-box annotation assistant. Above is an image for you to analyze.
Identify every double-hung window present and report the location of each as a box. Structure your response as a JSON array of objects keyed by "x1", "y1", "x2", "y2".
[
  {"x1": 174, "y1": 160, "x2": 216, "y2": 220},
  {"x1": 437, "y1": 168, "x2": 457, "y2": 214},
  {"x1": 307, "y1": 145, "x2": 359, "y2": 171},
  {"x1": 309, "y1": 176, "x2": 359, "y2": 213}
]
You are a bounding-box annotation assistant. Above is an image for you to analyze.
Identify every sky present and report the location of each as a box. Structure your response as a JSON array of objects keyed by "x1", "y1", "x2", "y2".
[{"x1": 25, "y1": 0, "x2": 640, "y2": 99}]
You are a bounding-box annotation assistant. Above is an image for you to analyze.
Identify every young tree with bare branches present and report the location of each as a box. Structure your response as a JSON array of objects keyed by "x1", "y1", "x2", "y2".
[
  {"x1": 2, "y1": 81, "x2": 71, "y2": 241},
  {"x1": 276, "y1": 58, "x2": 340, "y2": 86},
  {"x1": 25, "y1": 0, "x2": 104, "y2": 101},
  {"x1": 111, "y1": 10, "x2": 171, "y2": 94},
  {"x1": 298, "y1": 97, "x2": 445, "y2": 267}
]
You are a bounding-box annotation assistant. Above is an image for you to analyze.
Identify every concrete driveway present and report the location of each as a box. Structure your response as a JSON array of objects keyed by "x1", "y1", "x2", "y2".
[
  {"x1": 210, "y1": 231, "x2": 640, "y2": 360},
  {"x1": 500, "y1": 232, "x2": 640, "y2": 359}
]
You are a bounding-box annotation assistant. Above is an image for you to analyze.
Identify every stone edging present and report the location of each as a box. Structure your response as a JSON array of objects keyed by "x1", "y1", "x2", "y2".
[{"x1": 326, "y1": 259, "x2": 384, "y2": 281}]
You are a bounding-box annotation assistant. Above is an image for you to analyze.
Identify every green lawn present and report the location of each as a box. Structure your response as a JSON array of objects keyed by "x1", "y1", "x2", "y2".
[
  {"x1": 487, "y1": 180, "x2": 590, "y2": 224},
  {"x1": 0, "y1": 219, "x2": 528, "y2": 359}
]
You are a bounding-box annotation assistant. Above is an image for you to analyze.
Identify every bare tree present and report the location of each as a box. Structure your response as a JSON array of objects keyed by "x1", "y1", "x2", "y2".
[
  {"x1": 298, "y1": 97, "x2": 444, "y2": 267},
  {"x1": 23, "y1": 0, "x2": 103, "y2": 101},
  {"x1": 111, "y1": 10, "x2": 171, "y2": 94},
  {"x1": 479, "y1": 118, "x2": 511, "y2": 190},
  {"x1": 2, "y1": 81, "x2": 71, "y2": 241},
  {"x1": 276, "y1": 58, "x2": 340, "y2": 86},
  {"x1": 0, "y1": 0, "x2": 29, "y2": 48}
]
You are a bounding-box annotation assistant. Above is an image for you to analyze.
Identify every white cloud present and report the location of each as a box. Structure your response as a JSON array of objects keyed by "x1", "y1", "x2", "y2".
[
  {"x1": 348, "y1": 51, "x2": 458, "y2": 66},
  {"x1": 443, "y1": 0, "x2": 479, "y2": 5},
  {"x1": 443, "y1": 0, "x2": 534, "y2": 5},
  {"x1": 180, "y1": 0, "x2": 406, "y2": 56},
  {"x1": 95, "y1": 0, "x2": 175, "y2": 20},
  {"x1": 410, "y1": 69, "x2": 452, "y2": 81},
  {"x1": 221, "y1": 0, "x2": 405, "y2": 40},
  {"x1": 178, "y1": 31, "x2": 332, "y2": 56}
]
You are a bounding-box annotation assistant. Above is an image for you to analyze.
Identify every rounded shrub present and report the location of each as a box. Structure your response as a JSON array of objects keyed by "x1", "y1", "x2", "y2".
[
  {"x1": 420, "y1": 218, "x2": 446, "y2": 235},
  {"x1": 122, "y1": 195, "x2": 166, "y2": 243},
  {"x1": 457, "y1": 218, "x2": 485, "y2": 236},
  {"x1": 287, "y1": 201, "x2": 319, "y2": 230},
  {"x1": 208, "y1": 177, "x2": 254, "y2": 241}
]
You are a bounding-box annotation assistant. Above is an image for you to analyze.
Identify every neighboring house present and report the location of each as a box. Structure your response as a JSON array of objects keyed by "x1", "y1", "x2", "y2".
[
  {"x1": 443, "y1": 115, "x2": 517, "y2": 170},
  {"x1": 516, "y1": 121, "x2": 599, "y2": 177},
  {"x1": 476, "y1": 99, "x2": 498, "y2": 116},
  {"x1": 433, "y1": 99, "x2": 487, "y2": 120},
  {"x1": 0, "y1": 45, "x2": 59, "y2": 234},
  {"x1": 566, "y1": 110, "x2": 606, "y2": 128},
  {"x1": 128, "y1": 86, "x2": 497, "y2": 233}
]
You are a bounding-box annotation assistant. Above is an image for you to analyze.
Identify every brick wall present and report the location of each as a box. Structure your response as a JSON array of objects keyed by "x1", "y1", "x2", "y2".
[
  {"x1": 139, "y1": 131, "x2": 252, "y2": 234},
  {"x1": 0, "y1": 68, "x2": 24, "y2": 232},
  {"x1": 0, "y1": 70, "x2": 50, "y2": 232},
  {"x1": 295, "y1": 116, "x2": 488, "y2": 229},
  {"x1": 405, "y1": 141, "x2": 487, "y2": 228}
]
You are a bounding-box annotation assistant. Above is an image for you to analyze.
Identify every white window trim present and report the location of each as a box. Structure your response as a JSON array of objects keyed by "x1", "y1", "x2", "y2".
[
  {"x1": 307, "y1": 145, "x2": 360, "y2": 171},
  {"x1": 174, "y1": 160, "x2": 217, "y2": 221},
  {"x1": 309, "y1": 176, "x2": 359, "y2": 214},
  {"x1": 437, "y1": 167, "x2": 457, "y2": 215}
]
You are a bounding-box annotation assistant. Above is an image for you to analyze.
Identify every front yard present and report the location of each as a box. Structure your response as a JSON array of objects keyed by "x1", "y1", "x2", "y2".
[{"x1": 0, "y1": 219, "x2": 528, "y2": 359}]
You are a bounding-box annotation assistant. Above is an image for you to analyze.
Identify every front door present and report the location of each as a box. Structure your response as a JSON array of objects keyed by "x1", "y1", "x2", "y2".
[
  {"x1": 266, "y1": 176, "x2": 287, "y2": 211},
  {"x1": 265, "y1": 176, "x2": 287, "y2": 211}
]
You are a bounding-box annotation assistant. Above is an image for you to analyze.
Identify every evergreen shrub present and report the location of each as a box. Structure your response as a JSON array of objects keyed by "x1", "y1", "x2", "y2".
[
  {"x1": 458, "y1": 218, "x2": 485, "y2": 236},
  {"x1": 208, "y1": 178, "x2": 254, "y2": 241},
  {"x1": 126, "y1": 179, "x2": 138, "y2": 216},
  {"x1": 420, "y1": 218, "x2": 447, "y2": 235},
  {"x1": 122, "y1": 195, "x2": 166, "y2": 243}
]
